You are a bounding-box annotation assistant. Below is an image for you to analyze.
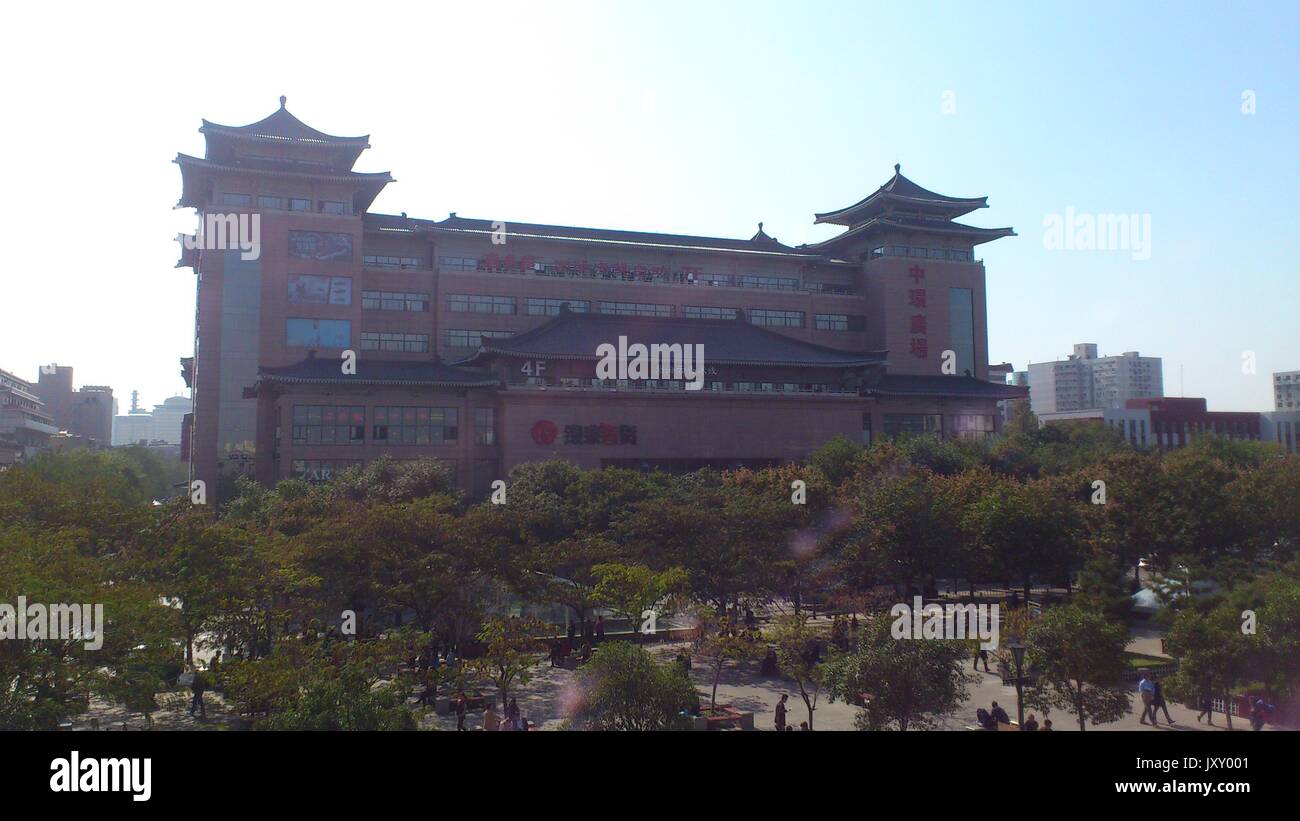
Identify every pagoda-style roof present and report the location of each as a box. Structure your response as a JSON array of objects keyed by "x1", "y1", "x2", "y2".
[
  {"x1": 800, "y1": 215, "x2": 1015, "y2": 253},
  {"x1": 461, "y1": 309, "x2": 888, "y2": 369},
  {"x1": 173, "y1": 153, "x2": 393, "y2": 211},
  {"x1": 815, "y1": 165, "x2": 989, "y2": 226},
  {"x1": 200, "y1": 97, "x2": 371, "y2": 169},
  {"x1": 252, "y1": 356, "x2": 498, "y2": 389},
  {"x1": 863, "y1": 374, "x2": 1029, "y2": 399}
]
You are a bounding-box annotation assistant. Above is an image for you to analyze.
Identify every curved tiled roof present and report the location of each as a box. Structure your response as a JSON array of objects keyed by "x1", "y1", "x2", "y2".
[
  {"x1": 201, "y1": 99, "x2": 370, "y2": 146},
  {"x1": 815, "y1": 165, "x2": 988, "y2": 226},
  {"x1": 255, "y1": 357, "x2": 498, "y2": 388},
  {"x1": 864, "y1": 374, "x2": 1029, "y2": 399},
  {"x1": 462, "y1": 310, "x2": 887, "y2": 368}
]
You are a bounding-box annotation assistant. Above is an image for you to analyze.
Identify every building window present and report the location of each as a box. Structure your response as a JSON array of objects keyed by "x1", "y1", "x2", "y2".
[
  {"x1": 598, "y1": 301, "x2": 673, "y2": 317},
  {"x1": 739, "y1": 274, "x2": 799, "y2": 290},
  {"x1": 289, "y1": 197, "x2": 312, "y2": 212},
  {"x1": 862, "y1": 412, "x2": 873, "y2": 446},
  {"x1": 449, "y1": 294, "x2": 516, "y2": 314},
  {"x1": 749, "y1": 309, "x2": 803, "y2": 328},
  {"x1": 360, "y1": 332, "x2": 429, "y2": 353},
  {"x1": 814, "y1": 314, "x2": 864, "y2": 332},
  {"x1": 525, "y1": 297, "x2": 589, "y2": 316},
  {"x1": 445, "y1": 329, "x2": 513, "y2": 349},
  {"x1": 952, "y1": 414, "x2": 995, "y2": 441},
  {"x1": 286, "y1": 318, "x2": 350, "y2": 348},
  {"x1": 474, "y1": 408, "x2": 496, "y2": 445},
  {"x1": 363, "y1": 254, "x2": 423, "y2": 268},
  {"x1": 883, "y1": 413, "x2": 943, "y2": 438},
  {"x1": 372, "y1": 406, "x2": 458, "y2": 445},
  {"x1": 257, "y1": 195, "x2": 283, "y2": 210},
  {"x1": 292, "y1": 405, "x2": 365, "y2": 445},
  {"x1": 291, "y1": 459, "x2": 363, "y2": 481},
  {"x1": 682, "y1": 305, "x2": 739, "y2": 321},
  {"x1": 362, "y1": 291, "x2": 429, "y2": 311},
  {"x1": 289, "y1": 275, "x2": 352, "y2": 305},
  {"x1": 437, "y1": 256, "x2": 478, "y2": 271},
  {"x1": 320, "y1": 200, "x2": 346, "y2": 215},
  {"x1": 221, "y1": 193, "x2": 252, "y2": 207}
]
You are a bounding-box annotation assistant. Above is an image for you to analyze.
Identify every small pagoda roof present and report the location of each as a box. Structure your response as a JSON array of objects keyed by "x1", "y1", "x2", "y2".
[
  {"x1": 201, "y1": 97, "x2": 370, "y2": 146},
  {"x1": 863, "y1": 374, "x2": 1029, "y2": 399},
  {"x1": 461, "y1": 309, "x2": 887, "y2": 369},
  {"x1": 815, "y1": 165, "x2": 989, "y2": 226},
  {"x1": 253, "y1": 356, "x2": 498, "y2": 389}
]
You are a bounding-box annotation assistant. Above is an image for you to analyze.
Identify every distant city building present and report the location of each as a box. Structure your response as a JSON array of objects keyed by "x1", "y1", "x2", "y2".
[
  {"x1": 0, "y1": 368, "x2": 57, "y2": 466},
  {"x1": 33, "y1": 366, "x2": 114, "y2": 448},
  {"x1": 113, "y1": 395, "x2": 190, "y2": 447},
  {"x1": 1040, "y1": 396, "x2": 1260, "y2": 449},
  {"x1": 1026, "y1": 343, "x2": 1162, "y2": 414},
  {"x1": 1261, "y1": 410, "x2": 1299, "y2": 454},
  {"x1": 1274, "y1": 370, "x2": 1299, "y2": 411}
]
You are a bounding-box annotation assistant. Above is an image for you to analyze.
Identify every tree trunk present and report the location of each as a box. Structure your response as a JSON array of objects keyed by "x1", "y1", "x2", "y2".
[
  {"x1": 1224, "y1": 692, "x2": 1233, "y2": 730},
  {"x1": 711, "y1": 667, "x2": 722, "y2": 709}
]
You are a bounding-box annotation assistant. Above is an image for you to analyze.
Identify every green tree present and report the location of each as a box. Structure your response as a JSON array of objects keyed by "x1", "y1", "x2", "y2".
[
  {"x1": 770, "y1": 615, "x2": 829, "y2": 729},
  {"x1": 571, "y1": 642, "x2": 695, "y2": 731},
  {"x1": 823, "y1": 617, "x2": 973, "y2": 731},
  {"x1": 470, "y1": 616, "x2": 546, "y2": 710},
  {"x1": 1023, "y1": 603, "x2": 1131, "y2": 731}
]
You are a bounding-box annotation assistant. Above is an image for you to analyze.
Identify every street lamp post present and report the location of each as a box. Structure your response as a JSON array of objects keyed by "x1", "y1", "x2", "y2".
[{"x1": 1008, "y1": 641, "x2": 1026, "y2": 727}]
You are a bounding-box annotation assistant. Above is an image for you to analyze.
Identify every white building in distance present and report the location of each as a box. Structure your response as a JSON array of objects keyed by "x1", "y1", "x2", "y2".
[{"x1": 1027, "y1": 343, "x2": 1162, "y2": 415}]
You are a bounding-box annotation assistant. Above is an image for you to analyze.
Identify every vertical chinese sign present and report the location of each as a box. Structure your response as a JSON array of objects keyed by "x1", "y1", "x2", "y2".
[{"x1": 908, "y1": 265, "x2": 928, "y2": 361}]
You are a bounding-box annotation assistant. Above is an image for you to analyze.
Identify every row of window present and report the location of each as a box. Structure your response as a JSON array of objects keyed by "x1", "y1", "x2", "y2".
[
  {"x1": 360, "y1": 332, "x2": 429, "y2": 353},
  {"x1": 222, "y1": 193, "x2": 347, "y2": 215},
  {"x1": 517, "y1": 377, "x2": 852, "y2": 394},
  {"x1": 362, "y1": 291, "x2": 429, "y2": 312},
  {"x1": 864, "y1": 413, "x2": 994, "y2": 442},
  {"x1": 291, "y1": 405, "x2": 496, "y2": 446},
  {"x1": 363, "y1": 254, "x2": 423, "y2": 269},
  {"x1": 443, "y1": 295, "x2": 860, "y2": 329},
  {"x1": 871, "y1": 245, "x2": 973, "y2": 262}
]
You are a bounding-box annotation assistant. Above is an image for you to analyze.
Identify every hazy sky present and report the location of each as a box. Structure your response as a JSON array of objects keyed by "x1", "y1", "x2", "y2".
[{"x1": 2, "y1": 0, "x2": 1295, "y2": 412}]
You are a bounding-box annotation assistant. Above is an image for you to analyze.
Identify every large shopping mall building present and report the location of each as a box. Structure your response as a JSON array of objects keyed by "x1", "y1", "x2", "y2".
[{"x1": 175, "y1": 99, "x2": 1026, "y2": 500}]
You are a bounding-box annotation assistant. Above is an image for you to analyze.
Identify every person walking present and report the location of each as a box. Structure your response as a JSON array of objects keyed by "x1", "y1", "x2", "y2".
[
  {"x1": 775, "y1": 694, "x2": 789, "y2": 731},
  {"x1": 973, "y1": 646, "x2": 990, "y2": 673},
  {"x1": 1151, "y1": 677, "x2": 1174, "y2": 725},
  {"x1": 594, "y1": 615, "x2": 605, "y2": 643},
  {"x1": 454, "y1": 691, "x2": 467, "y2": 732},
  {"x1": 188, "y1": 668, "x2": 208, "y2": 720},
  {"x1": 1196, "y1": 691, "x2": 1215, "y2": 726},
  {"x1": 1137, "y1": 673, "x2": 1156, "y2": 725}
]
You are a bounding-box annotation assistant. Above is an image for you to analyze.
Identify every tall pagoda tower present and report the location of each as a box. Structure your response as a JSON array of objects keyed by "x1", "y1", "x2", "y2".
[
  {"x1": 175, "y1": 97, "x2": 392, "y2": 503},
  {"x1": 802, "y1": 165, "x2": 1014, "y2": 381}
]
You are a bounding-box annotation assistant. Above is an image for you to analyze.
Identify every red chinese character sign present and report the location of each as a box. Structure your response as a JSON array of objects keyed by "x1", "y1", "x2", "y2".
[
  {"x1": 533, "y1": 420, "x2": 636, "y2": 445},
  {"x1": 907, "y1": 266, "x2": 928, "y2": 359}
]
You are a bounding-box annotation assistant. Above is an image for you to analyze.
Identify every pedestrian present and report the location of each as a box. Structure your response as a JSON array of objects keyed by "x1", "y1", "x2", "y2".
[
  {"x1": 1021, "y1": 713, "x2": 1039, "y2": 732},
  {"x1": 1196, "y1": 691, "x2": 1215, "y2": 726},
  {"x1": 973, "y1": 646, "x2": 990, "y2": 673},
  {"x1": 1250, "y1": 698, "x2": 1270, "y2": 732},
  {"x1": 799, "y1": 721, "x2": 810, "y2": 731},
  {"x1": 775, "y1": 694, "x2": 789, "y2": 731},
  {"x1": 595, "y1": 615, "x2": 605, "y2": 643},
  {"x1": 483, "y1": 706, "x2": 500, "y2": 732},
  {"x1": 1040, "y1": 719, "x2": 1053, "y2": 731},
  {"x1": 990, "y1": 701, "x2": 1010, "y2": 726},
  {"x1": 1137, "y1": 673, "x2": 1156, "y2": 725},
  {"x1": 506, "y1": 697, "x2": 521, "y2": 726},
  {"x1": 454, "y1": 691, "x2": 467, "y2": 731},
  {"x1": 188, "y1": 668, "x2": 208, "y2": 720},
  {"x1": 1151, "y1": 677, "x2": 1174, "y2": 725}
]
